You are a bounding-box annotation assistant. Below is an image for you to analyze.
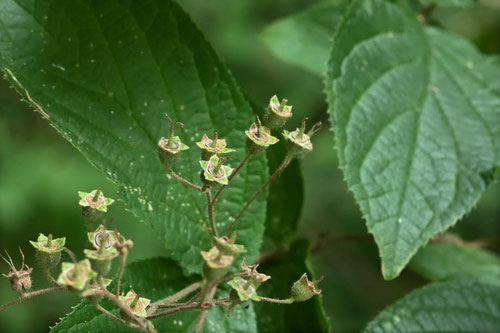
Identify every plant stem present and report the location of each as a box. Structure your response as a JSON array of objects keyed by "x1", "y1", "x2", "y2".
[
  {"x1": 146, "y1": 303, "x2": 200, "y2": 320},
  {"x1": 115, "y1": 250, "x2": 128, "y2": 297},
  {"x1": 95, "y1": 303, "x2": 136, "y2": 327},
  {"x1": 168, "y1": 169, "x2": 203, "y2": 192},
  {"x1": 0, "y1": 286, "x2": 66, "y2": 311},
  {"x1": 259, "y1": 296, "x2": 294, "y2": 304},
  {"x1": 206, "y1": 191, "x2": 218, "y2": 237},
  {"x1": 149, "y1": 281, "x2": 202, "y2": 313},
  {"x1": 225, "y1": 156, "x2": 292, "y2": 235},
  {"x1": 195, "y1": 287, "x2": 216, "y2": 333},
  {"x1": 212, "y1": 153, "x2": 252, "y2": 204}
]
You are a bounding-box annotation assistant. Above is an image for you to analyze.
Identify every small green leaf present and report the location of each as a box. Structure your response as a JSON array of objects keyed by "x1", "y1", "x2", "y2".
[
  {"x1": 326, "y1": 0, "x2": 500, "y2": 279},
  {"x1": 0, "y1": 0, "x2": 268, "y2": 274},
  {"x1": 364, "y1": 274, "x2": 500, "y2": 332},
  {"x1": 51, "y1": 258, "x2": 257, "y2": 333},
  {"x1": 260, "y1": 0, "x2": 349, "y2": 76},
  {"x1": 255, "y1": 239, "x2": 330, "y2": 333},
  {"x1": 409, "y1": 241, "x2": 500, "y2": 281}
]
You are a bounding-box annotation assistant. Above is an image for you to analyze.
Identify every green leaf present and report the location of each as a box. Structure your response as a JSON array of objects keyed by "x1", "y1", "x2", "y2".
[
  {"x1": 255, "y1": 239, "x2": 330, "y2": 333},
  {"x1": 0, "y1": 0, "x2": 268, "y2": 273},
  {"x1": 409, "y1": 241, "x2": 500, "y2": 281},
  {"x1": 326, "y1": 0, "x2": 500, "y2": 279},
  {"x1": 51, "y1": 258, "x2": 257, "y2": 333},
  {"x1": 419, "y1": 0, "x2": 477, "y2": 8},
  {"x1": 260, "y1": 0, "x2": 349, "y2": 76},
  {"x1": 364, "y1": 275, "x2": 500, "y2": 332}
]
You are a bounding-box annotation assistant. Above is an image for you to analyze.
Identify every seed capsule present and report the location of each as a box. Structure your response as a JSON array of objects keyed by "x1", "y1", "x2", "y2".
[
  {"x1": 196, "y1": 132, "x2": 235, "y2": 160},
  {"x1": 263, "y1": 95, "x2": 293, "y2": 129},
  {"x1": 1, "y1": 249, "x2": 32, "y2": 293},
  {"x1": 57, "y1": 259, "x2": 97, "y2": 291},
  {"x1": 289, "y1": 273, "x2": 322, "y2": 302},
  {"x1": 30, "y1": 233, "x2": 65, "y2": 270},
  {"x1": 78, "y1": 189, "x2": 114, "y2": 221},
  {"x1": 245, "y1": 117, "x2": 279, "y2": 155}
]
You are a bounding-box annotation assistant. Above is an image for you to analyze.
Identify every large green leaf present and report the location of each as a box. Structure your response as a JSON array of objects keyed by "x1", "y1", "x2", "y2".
[
  {"x1": 255, "y1": 239, "x2": 330, "y2": 333},
  {"x1": 0, "y1": 0, "x2": 268, "y2": 274},
  {"x1": 326, "y1": 0, "x2": 500, "y2": 279},
  {"x1": 364, "y1": 274, "x2": 500, "y2": 332},
  {"x1": 51, "y1": 258, "x2": 256, "y2": 333},
  {"x1": 409, "y1": 241, "x2": 500, "y2": 281},
  {"x1": 419, "y1": 0, "x2": 477, "y2": 8},
  {"x1": 260, "y1": 0, "x2": 349, "y2": 76}
]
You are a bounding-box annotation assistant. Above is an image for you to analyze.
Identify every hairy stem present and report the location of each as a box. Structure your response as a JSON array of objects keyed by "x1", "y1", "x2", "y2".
[
  {"x1": 206, "y1": 191, "x2": 218, "y2": 237},
  {"x1": 115, "y1": 250, "x2": 128, "y2": 297},
  {"x1": 147, "y1": 303, "x2": 200, "y2": 320},
  {"x1": 259, "y1": 296, "x2": 294, "y2": 304},
  {"x1": 95, "y1": 303, "x2": 137, "y2": 328},
  {"x1": 149, "y1": 281, "x2": 202, "y2": 314},
  {"x1": 195, "y1": 287, "x2": 216, "y2": 333},
  {"x1": 169, "y1": 169, "x2": 203, "y2": 192},
  {"x1": 225, "y1": 156, "x2": 292, "y2": 235},
  {"x1": 0, "y1": 286, "x2": 66, "y2": 311},
  {"x1": 212, "y1": 153, "x2": 252, "y2": 204}
]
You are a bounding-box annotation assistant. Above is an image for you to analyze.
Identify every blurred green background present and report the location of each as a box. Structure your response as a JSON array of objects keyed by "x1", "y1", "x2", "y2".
[{"x1": 1, "y1": 1, "x2": 499, "y2": 332}]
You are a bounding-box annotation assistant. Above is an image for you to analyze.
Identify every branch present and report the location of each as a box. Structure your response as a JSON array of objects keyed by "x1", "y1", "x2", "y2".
[
  {"x1": 259, "y1": 296, "x2": 293, "y2": 304},
  {"x1": 206, "y1": 191, "x2": 218, "y2": 237},
  {"x1": 0, "y1": 286, "x2": 67, "y2": 311},
  {"x1": 115, "y1": 250, "x2": 128, "y2": 297},
  {"x1": 148, "y1": 281, "x2": 202, "y2": 313},
  {"x1": 168, "y1": 169, "x2": 203, "y2": 192},
  {"x1": 225, "y1": 156, "x2": 292, "y2": 235}
]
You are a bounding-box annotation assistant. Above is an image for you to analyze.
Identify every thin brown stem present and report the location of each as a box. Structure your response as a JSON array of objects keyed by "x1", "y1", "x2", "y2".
[
  {"x1": 206, "y1": 191, "x2": 218, "y2": 237},
  {"x1": 168, "y1": 169, "x2": 203, "y2": 192},
  {"x1": 147, "y1": 303, "x2": 200, "y2": 320},
  {"x1": 149, "y1": 281, "x2": 202, "y2": 313},
  {"x1": 195, "y1": 287, "x2": 216, "y2": 333},
  {"x1": 225, "y1": 156, "x2": 292, "y2": 235},
  {"x1": 0, "y1": 286, "x2": 66, "y2": 311},
  {"x1": 259, "y1": 296, "x2": 294, "y2": 304},
  {"x1": 212, "y1": 153, "x2": 252, "y2": 204},
  {"x1": 115, "y1": 250, "x2": 128, "y2": 297},
  {"x1": 95, "y1": 303, "x2": 136, "y2": 328}
]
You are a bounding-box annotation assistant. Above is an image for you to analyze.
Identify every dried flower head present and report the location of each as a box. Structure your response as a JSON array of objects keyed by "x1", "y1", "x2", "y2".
[
  {"x1": 57, "y1": 259, "x2": 97, "y2": 291},
  {"x1": 240, "y1": 259, "x2": 270, "y2": 285},
  {"x1": 119, "y1": 290, "x2": 151, "y2": 318},
  {"x1": 199, "y1": 154, "x2": 234, "y2": 186},
  {"x1": 245, "y1": 117, "x2": 279, "y2": 154},
  {"x1": 263, "y1": 95, "x2": 293, "y2": 129},
  {"x1": 158, "y1": 114, "x2": 189, "y2": 167},
  {"x1": 196, "y1": 132, "x2": 235, "y2": 159},
  {"x1": 1, "y1": 248, "x2": 32, "y2": 293},
  {"x1": 88, "y1": 224, "x2": 120, "y2": 251},
  {"x1": 282, "y1": 118, "x2": 321, "y2": 158},
  {"x1": 30, "y1": 233, "x2": 65, "y2": 269},
  {"x1": 228, "y1": 276, "x2": 260, "y2": 302},
  {"x1": 289, "y1": 273, "x2": 322, "y2": 302},
  {"x1": 78, "y1": 189, "x2": 114, "y2": 220}
]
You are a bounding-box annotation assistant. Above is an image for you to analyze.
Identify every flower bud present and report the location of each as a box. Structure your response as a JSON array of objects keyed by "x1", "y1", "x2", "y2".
[
  {"x1": 199, "y1": 154, "x2": 233, "y2": 187},
  {"x1": 228, "y1": 276, "x2": 260, "y2": 302},
  {"x1": 201, "y1": 246, "x2": 234, "y2": 281},
  {"x1": 57, "y1": 259, "x2": 97, "y2": 291},
  {"x1": 263, "y1": 95, "x2": 293, "y2": 129},
  {"x1": 30, "y1": 233, "x2": 65, "y2": 270},
  {"x1": 245, "y1": 117, "x2": 279, "y2": 155},
  {"x1": 196, "y1": 132, "x2": 235, "y2": 160},
  {"x1": 1, "y1": 249, "x2": 32, "y2": 293},
  {"x1": 282, "y1": 118, "x2": 321, "y2": 158},
  {"x1": 78, "y1": 189, "x2": 114, "y2": 221},
  {"x1": 119, "y1": 290, "x2": 151, "y2": 318},
  {"x1": 289, "y1": 273, "x2": 322, "y2": 302}
]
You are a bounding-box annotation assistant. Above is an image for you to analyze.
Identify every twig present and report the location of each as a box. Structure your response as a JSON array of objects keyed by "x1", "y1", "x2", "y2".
[
  {"x1": 206, "y1": 191, "x2": 218, "y2": 237},
  {"x1": 146, "y1": 303, "x2": 200, "y2": 320},
  {"x1": 95, "y1": 303, "x2": 136, "y2": 327},
  {"x1": 259, "y1": 296, "x2": 293, "y2": 304},
  {"x1": 225, "y1": 156, "x2": 292, "y2": 235},
  {"x1": 149, "y1": 281, "x2": 202, "y2": 313},
  {"x1": 195, "y1": 287, "x2": 216, "y2": 333},
  {"x1": 169, "y1": 169, "x2": 203, "y2": 192},
  {"x1": 212, "y1": 153, "x2": 252, "y2": 204},
  {"x1": 0, "y1": 286, "x2": 66, "y2": 311},
  {"x1": 115, "y1": 250, "x2": 128, "y2": 297}
]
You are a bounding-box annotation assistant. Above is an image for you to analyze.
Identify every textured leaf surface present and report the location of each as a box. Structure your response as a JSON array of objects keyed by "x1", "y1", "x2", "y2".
[
  {"x1": 51, "y1": 258, "x2": 257, "y2": 333},
  {"x1": 326, "y1": 0, "x2": 500, "y2": 279},
  {"x1": 0, "y1": 0, "x2": 268, "y2": 273},
  {"x1": 364, "y1": 276, "x2": 500, "y2": 332},
  {"x1": 409, "y1": 242, "x2": 500, "y2": 281},
  {"x1": 260, "y1": 0, "x2": 348, "y2": 76},
  {"x1": 255, "y1": 239, "x2": 330, "y2": 333}
]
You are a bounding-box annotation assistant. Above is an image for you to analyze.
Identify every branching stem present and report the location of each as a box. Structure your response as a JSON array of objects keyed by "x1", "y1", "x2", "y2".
[
  {"x1": 206, "y1": 191, "x2": 218, "y2": 237},
  {"x1": 0, "y1": 286, "x2": 66, "y2": 311},
  {"x1": 212, "y1": 153, "x2": 252, "y2": 204},
  {"x1": 149, "y1": 281, "x2": 202, "y2": 314},
  {"x1": 225, "y1": 155, "x2": 292, "y2": 235},
  {"x1": 259, "y1": 296, "x2": 294, "y2": 304},
  {"x1": 168, "y1": 169, "x2": 203, "y2": 192},
  {"x1": 115, "y1": 250, "x2": 128, "y2": 297}
]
